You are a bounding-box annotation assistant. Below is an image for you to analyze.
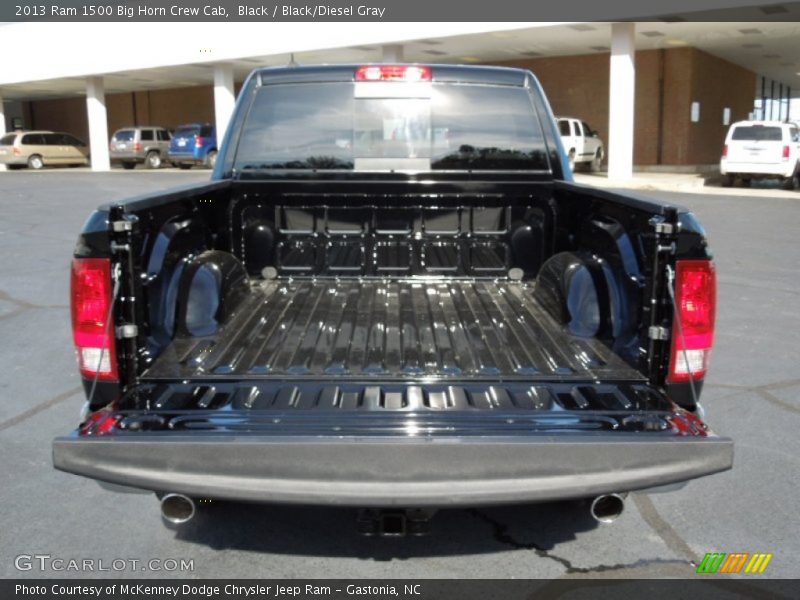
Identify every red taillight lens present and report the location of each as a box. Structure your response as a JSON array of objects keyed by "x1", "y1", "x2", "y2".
[
  {"x1": 79, "y1": 409, "x2": 120, "y2": 436},
  {"x1": 782, "y1": 145, "x2": 790, "y2": 160},
  {"x1": 722, "y1": 144, "x2": 728, "y2": 158},
  {"x1": 12, "y1": 147, "x2": 21, "y2": 156},
  {"x1": 195, "y1": 136, "x2": 204, "y2": 148},
  {"x1": 668, "y1": 260, "x2": 716, "y2": 383},
  {"x1": 70, "y1": 258, "x2": 118, "y2": 381},
  {"x1": 355, "y1": 65, "x2": 432, "y2": 82},
  {"x1": 133, "y1": 142, "x2": 141, "y2": 152}
]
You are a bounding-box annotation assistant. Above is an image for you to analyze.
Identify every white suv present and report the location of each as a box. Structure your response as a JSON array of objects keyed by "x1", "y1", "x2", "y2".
[
  {"x1": 556, "y1": 117, "x2": 604, "y2": 172},
  {"x1": 720, "y1": 121, "x2": 800, "y2": 190}
]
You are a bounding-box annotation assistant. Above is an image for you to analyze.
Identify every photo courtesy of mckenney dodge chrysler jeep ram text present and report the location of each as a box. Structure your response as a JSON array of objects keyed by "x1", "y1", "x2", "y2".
[{"x1": 53, "y1": 64, "x2": 732, "y2": 533}]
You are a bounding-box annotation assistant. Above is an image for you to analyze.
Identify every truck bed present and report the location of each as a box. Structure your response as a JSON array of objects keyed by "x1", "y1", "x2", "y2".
[{"x1": 144, "y1": 279, "x2": 642, "y2": 382}]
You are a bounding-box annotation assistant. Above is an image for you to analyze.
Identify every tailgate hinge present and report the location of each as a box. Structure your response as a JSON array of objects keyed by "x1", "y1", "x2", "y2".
[{"x1": 648, "y1": 326, "x2": 670, "y2": 341}]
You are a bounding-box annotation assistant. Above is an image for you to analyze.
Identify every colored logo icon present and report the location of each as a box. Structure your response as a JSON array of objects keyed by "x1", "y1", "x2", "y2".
[{"x1": 696, "y1": 552, "x2": 773, "y2": 574}]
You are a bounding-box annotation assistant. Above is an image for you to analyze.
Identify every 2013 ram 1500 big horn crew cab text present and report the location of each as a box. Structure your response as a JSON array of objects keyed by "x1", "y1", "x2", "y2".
[{"x1": 54, "y1": 65, "x2": 732, "y2": 530}]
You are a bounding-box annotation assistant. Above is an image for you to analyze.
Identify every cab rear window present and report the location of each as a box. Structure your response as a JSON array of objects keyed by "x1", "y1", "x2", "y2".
[
  {"x1": 731, "y1": 126, "x2": 783, "y2": 142},
  {"x1": 234, "y1": 81, "x2": 550, "y2": 171},
  {"x1": 113, "y1": 130, "x2": 135, "y2": 142}
]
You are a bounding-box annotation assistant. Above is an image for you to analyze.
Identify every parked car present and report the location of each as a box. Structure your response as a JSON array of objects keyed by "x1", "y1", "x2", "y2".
[
  {"x1": 720, "y1": 120, "x2": 800, "y2": 189},
  {"x1": 0, "y1": 130, "x2": 89, "y2": 169},
  {"x1": 556, "y1": 116, "x2": 604, "y2": 172},
  {"x1": 168, "y1": 123, "x2": 217, "y2": 169},
  {"x1": 54, "y1": 65, "x2": 731, "y2": 531},
  {"x1": 110, "y1": 126, "x2": 172, "y2": 169}
]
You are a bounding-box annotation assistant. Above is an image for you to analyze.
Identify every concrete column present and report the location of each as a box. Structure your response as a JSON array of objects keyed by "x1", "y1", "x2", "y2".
[
  {"x1": 608, "y1": 22, "x2": 636, "y2": 181},
  {"x1": 86, "y1": 76, "x2": 110, "y2": 171},
  {"x1": 382, "y1": 44, "x2": 404, "y2": 62},
  {"x1": 213, "y1": 63, "x2": 236, "y2": 145},
  {"x1": 0, "y1": 91, "x2": 6, "y2": 171}
]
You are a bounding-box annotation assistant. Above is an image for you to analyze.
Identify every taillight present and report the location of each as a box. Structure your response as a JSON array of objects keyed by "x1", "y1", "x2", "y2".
[
  {"x1": 70, "y1": 258, "x2": 118, "y2": 381},
  {"x1": 355, "y1": 65, "x2": 432, "y2": 82},
  {"x1": 668, "y1": 260, "x2": 716, "y2": 383},
  {"x1": 195, "y1": 136, "x2": 204, "y2": 148},
  {"x1": 133, "y1": 142, "x2": 141, "y2": 152},
  {"x1": 722, "y1": 144, "x2": 728, "y2": 158},
  {"x1": 79, "y1": 409, "x2": 120, "y2": 436},
  {"x1": 782, "y1": 145, "x2": 790, "y2": 161},
  {"x1": 12, "y1": 147, "x2": 21, "y2": 156}
]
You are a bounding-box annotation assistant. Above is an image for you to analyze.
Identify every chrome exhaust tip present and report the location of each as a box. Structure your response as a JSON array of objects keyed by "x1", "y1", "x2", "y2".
[
  {"x1": 590, "y1": 493, "x2": 626, "y2": 524},
  {"x1": 160, "y1": 493, "x2": 196, "y2": 525}
]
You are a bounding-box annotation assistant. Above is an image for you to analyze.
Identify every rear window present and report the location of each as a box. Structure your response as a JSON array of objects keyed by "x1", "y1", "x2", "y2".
[
  {"x1": 558, "y1": 120, "x2": 570, "y2": 136},
  {"x1": 113, "y1": 130, "x2": 135, "y2": 142},
  {"x1": 0, "y1": 134, "x2": 16, "y2": 145},
  {"x1": 234, "y1": 82, "x2": 549, "y2": 171},
  {"x1": 175, "y1": 126, "x2": 200, "y2": 137},
  {"x1": 21, "y1": 134, "x2": 46, "y2": 145},
  {"x1": 62, "y1": 134, "x2": 85, "y2": 147},
  {"x1": 731, "y1": 126, "x2": 783, "y2": 142}
]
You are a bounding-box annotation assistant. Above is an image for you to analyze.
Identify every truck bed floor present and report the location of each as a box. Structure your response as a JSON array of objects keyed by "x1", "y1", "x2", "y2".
[{"x1": 144, "y1": 279, "x2": 642, "y2": 382}]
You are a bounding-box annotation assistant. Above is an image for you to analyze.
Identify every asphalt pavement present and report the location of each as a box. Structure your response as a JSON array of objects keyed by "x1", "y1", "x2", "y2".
[{"x1": 0, "y1": 170, "x2": 798, "y2": 579}]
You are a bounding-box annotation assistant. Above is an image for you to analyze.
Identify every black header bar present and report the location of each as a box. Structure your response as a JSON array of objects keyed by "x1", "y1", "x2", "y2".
[{"x1": 3, "y1": 0, "x2": 800, "y2": 22}]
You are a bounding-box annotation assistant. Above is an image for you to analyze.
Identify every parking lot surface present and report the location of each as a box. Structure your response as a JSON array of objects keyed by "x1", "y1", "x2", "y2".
[{"x1": 1, "y1": 171, "x2": 798, "y2": 579}]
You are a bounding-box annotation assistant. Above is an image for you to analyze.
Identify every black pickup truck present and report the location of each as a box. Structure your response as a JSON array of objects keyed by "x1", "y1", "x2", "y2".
[{"x1": 54, "y1": 64, "x2": 732, "y2": 530}]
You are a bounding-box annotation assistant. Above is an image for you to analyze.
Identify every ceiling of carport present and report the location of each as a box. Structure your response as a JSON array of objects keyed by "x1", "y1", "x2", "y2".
[{"x1": 2, "y1": 20, "x2": 799, "y2": 101}]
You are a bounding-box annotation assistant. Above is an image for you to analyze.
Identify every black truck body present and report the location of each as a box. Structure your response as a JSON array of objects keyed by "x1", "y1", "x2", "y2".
[{"x1": 53, "y1": 65, "x2": 732, "y2": 514}]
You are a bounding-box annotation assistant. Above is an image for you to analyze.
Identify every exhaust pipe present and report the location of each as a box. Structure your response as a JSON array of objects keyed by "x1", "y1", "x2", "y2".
[
  {"x1": 160, "y1": 493, "x2": 196, "y2": 525},
  {"x1": 590, "y1": 493, "x2": 626, "y2": 524}
]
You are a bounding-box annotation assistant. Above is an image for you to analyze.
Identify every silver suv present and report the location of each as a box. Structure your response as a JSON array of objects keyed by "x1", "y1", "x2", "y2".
[{"x1": 110, "y1": 127, "x2": 172, "y2": 169}]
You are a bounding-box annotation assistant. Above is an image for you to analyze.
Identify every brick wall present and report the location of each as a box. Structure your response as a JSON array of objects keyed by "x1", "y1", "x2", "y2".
[
  {"x1": 685, "y1": 48, "x2": 756, "y2": 164},
  {"x1": 27, "y1": 96, "x2": 88, "y2": 141},
  {"x1": 141, "y1": 85, "x2": 215, "y2": 129},
  {"x1": 495, "y1": 47, "x2": 756, "y2": 166},
  {"x1": 25, "y1": 83, "x2": 242, "y2": 141}
]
